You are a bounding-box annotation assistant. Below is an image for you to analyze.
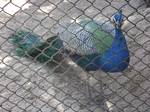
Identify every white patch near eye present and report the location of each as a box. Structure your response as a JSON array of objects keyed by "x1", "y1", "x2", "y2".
[
  {"x1": 113, "y1": 18, "x2": 116, "y2": 23},
  {"x1": 110, "y1": 17, "x2": 115, "y2": 23}
]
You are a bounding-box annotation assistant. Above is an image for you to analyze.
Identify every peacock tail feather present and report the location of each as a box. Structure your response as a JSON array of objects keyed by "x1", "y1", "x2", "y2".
[{"x1": 10, "y1": 31, "x2": 63, "y2": 63}]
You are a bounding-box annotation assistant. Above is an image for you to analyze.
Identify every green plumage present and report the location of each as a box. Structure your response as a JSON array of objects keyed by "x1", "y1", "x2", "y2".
[
  {"x1": 80, "y1": 20, "x2": 113, "y2": 54},
  {"x1": 60, "y1": 20, "x2": 114, "y2": 55},
  {"x1": 10, "y1": 31, "x2": 63, "y2": 64}
]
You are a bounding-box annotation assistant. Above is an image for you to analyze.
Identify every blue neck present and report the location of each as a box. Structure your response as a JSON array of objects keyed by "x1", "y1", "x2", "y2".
[
  {"x1": 111, "y1": 27, "x2": 126, "y2": 48},
  {"x1": 114, "y1": 27, "x2": 123, "y2": 40}
]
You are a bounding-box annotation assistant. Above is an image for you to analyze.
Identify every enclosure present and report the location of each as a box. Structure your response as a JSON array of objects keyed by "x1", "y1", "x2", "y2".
[{"x1": 0, "y1": 0, "x2": 150, "y2": 112}]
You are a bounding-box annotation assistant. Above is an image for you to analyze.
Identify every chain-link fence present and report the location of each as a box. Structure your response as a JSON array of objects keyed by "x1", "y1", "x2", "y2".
[{"x1": 0, "y1": 0, "x2": 150, "y2": 112}]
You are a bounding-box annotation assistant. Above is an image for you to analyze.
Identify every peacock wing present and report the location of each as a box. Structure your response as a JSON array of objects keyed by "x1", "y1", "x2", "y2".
[
  {"x1": 59, "y1": 24, "x2": 98, "y2": 55},
  {"x1": 59, "y1": 20, "x2": 114, "y2": 55},
  {"x1": 79, "y1": 20, "x2": 114, "y2": 54}
]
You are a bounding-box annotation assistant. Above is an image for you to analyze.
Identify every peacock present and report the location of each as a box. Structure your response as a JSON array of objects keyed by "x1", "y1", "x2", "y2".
[{"x1": 10, "y1": 10, "x2": 130, "y2": 73}]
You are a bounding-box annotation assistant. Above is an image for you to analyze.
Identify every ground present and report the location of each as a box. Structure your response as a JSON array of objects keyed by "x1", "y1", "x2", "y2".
[{"x1": 0, "y1": 0, "x2": 150, "y2": 112}]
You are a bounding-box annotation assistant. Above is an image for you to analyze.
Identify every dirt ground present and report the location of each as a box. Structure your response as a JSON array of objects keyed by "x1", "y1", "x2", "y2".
[{"x1": 0, "y1": 0, "x2": 150, "y2": 112}]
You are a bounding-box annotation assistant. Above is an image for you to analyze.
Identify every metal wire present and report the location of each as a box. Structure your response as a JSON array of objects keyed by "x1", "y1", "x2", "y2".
[{"x1": 0, "y1": 0, "x2": 150, "y2": 112}]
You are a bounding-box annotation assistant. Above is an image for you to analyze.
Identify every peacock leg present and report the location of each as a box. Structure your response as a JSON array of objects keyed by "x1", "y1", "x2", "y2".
[
  {"x1": 86, "y1": 73, "x2": 106, "y2": 105},
  {"x1": 87, "y1": 83, "x2": 92, "y2": 99}
]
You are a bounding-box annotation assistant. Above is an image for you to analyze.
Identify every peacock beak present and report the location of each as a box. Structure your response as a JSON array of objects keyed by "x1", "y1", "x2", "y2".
[
  {"x1": 112, "y1": 20, "x2": 115, "y2": 26},
  {"x1": 110, "y1": 17, "x2": 115, "y2": 26}
]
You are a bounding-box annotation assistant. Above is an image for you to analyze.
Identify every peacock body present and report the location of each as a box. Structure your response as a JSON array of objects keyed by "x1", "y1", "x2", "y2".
[{"x1": 59, "y1": 10, "x2": 130, "y2": 72}]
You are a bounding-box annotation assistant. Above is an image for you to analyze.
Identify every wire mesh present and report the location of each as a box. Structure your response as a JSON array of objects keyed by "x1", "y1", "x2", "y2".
[{"x1": 0, "y1": 0, "x2": 150, "y2": 112}]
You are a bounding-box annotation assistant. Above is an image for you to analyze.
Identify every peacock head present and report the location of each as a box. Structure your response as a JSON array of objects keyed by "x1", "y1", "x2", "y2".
[{"x1": 112, "y1": 10, "x2": 124, "y2": 29}]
